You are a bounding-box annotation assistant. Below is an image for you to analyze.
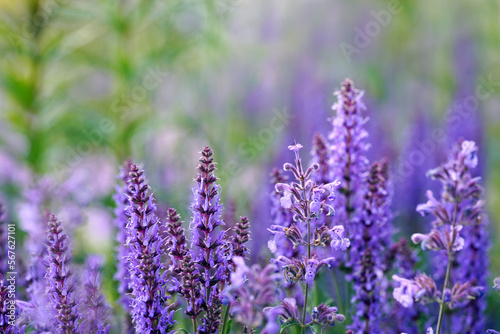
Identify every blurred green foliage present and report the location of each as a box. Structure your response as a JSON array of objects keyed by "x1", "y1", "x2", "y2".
[{"x1": 1, "y1": 0, "x2": 500, "y2": 331}]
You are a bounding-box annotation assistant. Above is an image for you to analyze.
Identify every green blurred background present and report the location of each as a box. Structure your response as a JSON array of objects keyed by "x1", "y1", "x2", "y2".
[{"x1": 0, "y1": 0, "x2": 499, "y2": 329}]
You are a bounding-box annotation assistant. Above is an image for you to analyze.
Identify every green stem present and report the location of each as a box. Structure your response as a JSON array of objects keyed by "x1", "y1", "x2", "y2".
[
  {"x1": 436, "y1": 254, "x2": 452, "y2": 334},
  {"x1": 192, "y1": 318, "x2": 197, "y2": 333},
  {"x1": 301, "y1": 220, "x2": 311, "y2": 334},
  {"x1": 332, "y1": 269, "x2": 345, "y2": 315},
  {"x1": 221, "y1": 304, "x2": 231, "y2": 334},
  {"x1": 436, "y1": 201, "x2": 459, "y2": 334}
]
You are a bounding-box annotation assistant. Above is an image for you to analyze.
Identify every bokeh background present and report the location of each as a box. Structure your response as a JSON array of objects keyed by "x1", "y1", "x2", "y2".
[{"x1": 0, "y1": 0, "x2": 499, "y2": 330}]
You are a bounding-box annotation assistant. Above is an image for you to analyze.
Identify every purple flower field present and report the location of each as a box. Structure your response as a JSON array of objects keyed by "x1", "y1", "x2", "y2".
[
  {"x1": 1, "y1": 1, "x2": 500, "y2": 333},
  {"x1": 0, "y1": 79, "x2": 498, "y2": 334}
]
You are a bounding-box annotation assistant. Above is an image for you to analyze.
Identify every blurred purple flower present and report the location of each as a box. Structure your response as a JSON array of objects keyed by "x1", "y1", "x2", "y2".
[
  {"x1": 80, "y1": 256, "x2": 111, "y2": 334},
  {"x1": 45, "y1": 214, "x2": 79, "y2": 333},
  {"x1": 328, "y1": 79, "x2": 370, "y2": 240},
  {"x1": 113, "y1": 160, "x2": 133, "y2": 317},
  {"x1": 226, "y1": 257, "x2": 279, "y2": 328}
]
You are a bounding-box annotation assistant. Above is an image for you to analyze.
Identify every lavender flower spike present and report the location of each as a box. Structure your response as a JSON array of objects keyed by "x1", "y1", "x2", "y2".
[
  {"x1": 328, "y1": 79, "x2": 370, "y2": 239},
  {"x1": 45, "y1": 214, "x2": 79, "y2": 334},
  {"x1": 349, "y1": 159, "x2": 392, "y2": 334},
  {"x1": 190, "y1": 147, "x2": 230, "y2": 333},
  {"x1": 125, "y1": 164, "x2": 176, "y2": 334},
  {"x1": 80, "y1": 256, "x2": 111, "y2": 334}
]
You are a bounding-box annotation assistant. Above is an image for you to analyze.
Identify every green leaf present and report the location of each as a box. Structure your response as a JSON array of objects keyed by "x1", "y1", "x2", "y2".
[
  {"x1": 308, "y1": 324, "x2": 321, "y2": 334},
  {"x1": 223, "y1": 319, "x2": 233, "y2": 334},
  {"x1": 280, "y1": 320, "x2": 301, "y2": 333}
]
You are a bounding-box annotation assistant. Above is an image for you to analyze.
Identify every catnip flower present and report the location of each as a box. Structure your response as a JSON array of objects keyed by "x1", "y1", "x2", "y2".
[
  {"x1": 411, "y1": 225, "x2": 464, "y2": 252},
  {"x1": 268, "y1": 142, "x2": 346, "y2": 332},
  {"x1": 311, "y1": 304, "x2": 345, "y2": 327}
]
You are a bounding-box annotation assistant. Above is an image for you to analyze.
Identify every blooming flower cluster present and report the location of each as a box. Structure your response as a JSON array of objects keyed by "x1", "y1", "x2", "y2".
[
  {"x1": 393, "y1": 139, "x2": 487, "y2": 334},
  {"x1": 267, "y1": 142, "x2": 347, "y2": 333}
]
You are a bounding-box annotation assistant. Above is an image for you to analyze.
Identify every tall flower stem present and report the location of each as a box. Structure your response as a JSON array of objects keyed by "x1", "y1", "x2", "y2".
[
  {"x1": 332, "y1": 269, "x2": 345, "y2": 316},
  {"x1": 436, "y1": 201, "x2": 459, "y2": 334},
  {"x1": 436, "y1": 254, "x2": 453, "y2": 334},
  {"x1": 301, "y1": 220, "x2": 311, "y2": 334}
]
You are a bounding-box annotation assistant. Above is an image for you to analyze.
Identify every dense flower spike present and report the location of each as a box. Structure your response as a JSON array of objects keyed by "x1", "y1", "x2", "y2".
[
  {"x1": 80, "y1": 256, "x2": 111, "y2": 334},
  {"x1": 45, "y1": 214, "x2": 79, "y2": 334},
  {"x1": 125, "y1": 164, "x2": 176, "y2": 334},
  {"x1": 113, "y1": 160, "x2": 133, "y2": 315},
  {"x1": 165, "y1": 208, "x2": 187, "y2": 274},
  {"x1": 349, "y1": 159, "x2": 392, "y2": 334},
  {"x1": 328, "y1": 79, "x2": 370, "y2": 239},
  {"x1": 226, "y1": 257, "x2": 279, "y2": 328},
  {"x1": 190, "y1": 146, "x2": 229, "y2": 332},
  {"x1": 232, "y1": 217, "x2": 251, "y2": 258},
  {"x1": 179, "y1": 253, "x2": 203, "y2": 320}
]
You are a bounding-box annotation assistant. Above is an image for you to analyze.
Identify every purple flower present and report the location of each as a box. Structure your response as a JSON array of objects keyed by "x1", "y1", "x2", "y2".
[
  {"x1": 387, "y1": 239, "x2": 420, "y2": 334},
  {"x1": 226, "y1": 257, "x2": 280, "y2": 328},
  {"x1": 349, "y1": 160, "x2": 393, "y2": 333},
  {"x1": 45, "y1": 214, "x2": 79, "y2": 333},
  {"x1": 411, "y1": 225, "x2": 464, "y2": 252},
  {"x1": 189, "y1": 147, "x2": 230, "y2": 332},
  {"x1": 80, "y1": 256, "x2": 111, "y2": 334},
  {"x1": 329, "y1": 225, "x2": 350, "y2": 251},
  {"x1": 328, "y1": 79, "x2": 370, "y2": 240},
  {"x1": 0, "y1": 274, "x2": 25, "y2": 333},
  {"x1": 311, "y1": 304, "x2": 345, "y2": 327},
  {"x1": 231, "y1": 216, "x2": 251, "y2": 259},
  {"x1": 268, "y1": 168, "x2": 297, "y2": 260},
  {"x1": 125, "y1": 164, "x2": 176, "y2": 334},
  {"x1": 493, "y1": 277, "x2": 500, "y2": 292},
  {"x1": 165, "y1": 208, "x2": 187, "y2": 275},
  {"x1": 417, "y1": 139, "x2": 488, "y2": 333},
  {"x1": 392, "y1": 275, "x2": 422, "y2": 308},
  {"x1": 112, "y1": 160, "x2": 133, "y2": 316},
  {"x1": 263, "y1": 298, "x2": 299, "y2": 324}
]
